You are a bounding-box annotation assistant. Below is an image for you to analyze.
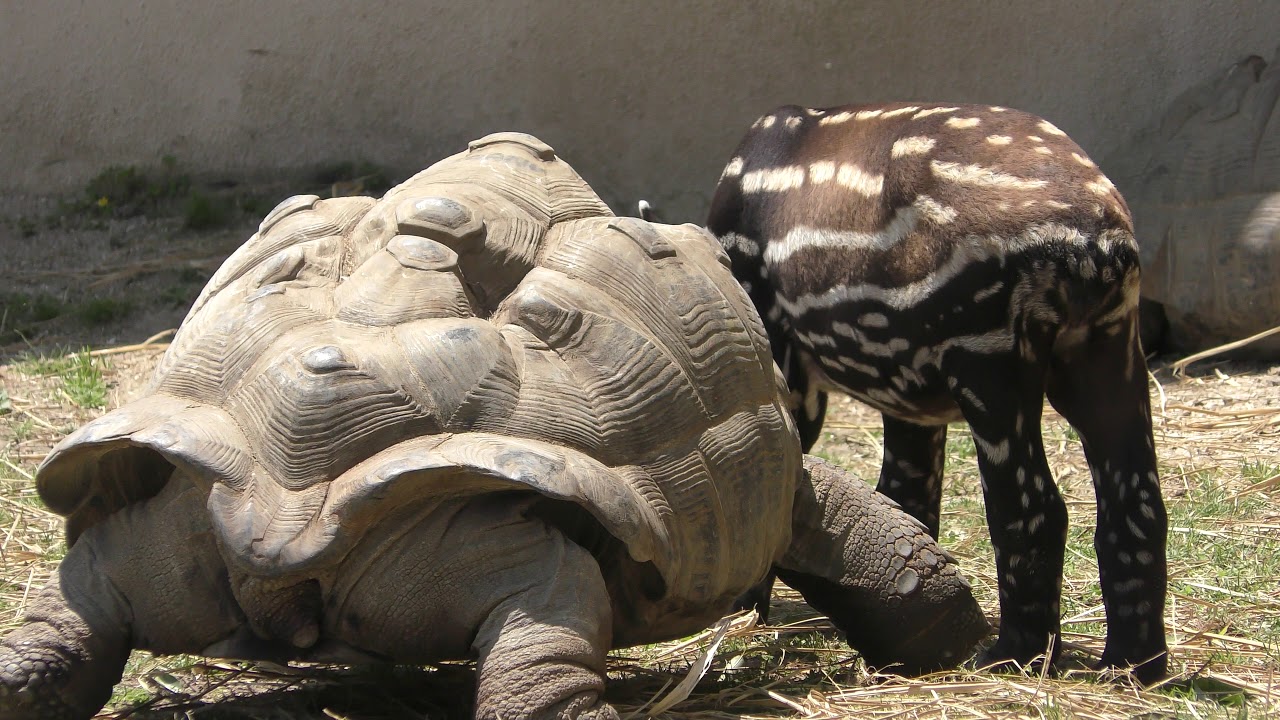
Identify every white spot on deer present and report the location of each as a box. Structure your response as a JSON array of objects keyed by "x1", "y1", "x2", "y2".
[
  {"x1": 836, "y1": 163, "x2": 884, "y2": 196},
  {"x1": 761, "y1": 115, "x2": 777, "y2": 129},
  {"x1": 1020, "y1": 492, "x2": 1032, "y2": 509},
  {"x1": 891, "y1": 136, "x2": 937, "y2": 158},
  {"x1": 1114, "y1": 578, "x2": 1144, "y2": 593},
  {"x1": 1014, "y1": 410, "x2": 1025, "y2": 436},
  {"x1": 945, "y1": 116, "x2": 982, "y2": 129},
  {"x1": 759, "y1": 265, "x2": 769, "y2": 279},
  {"x1": 974, "y1": 434, "x2": 1011, "y2": 465},
  {"x1": 766, "y1": 305, "x2": 782, "y2": 321},
  {"x1": 1034, "y1": 475, "x2": 1045, "y2": 492},
  {"x1": 1028, "y1": 513, "x2": 1046, "y2": 533},
  {"x1": 1126, "y1": 517, "x2": 1148, "y2": 540},
  {"x1": 1007, "y1": 553, "x2": 1023, "y2": 567},
  {"x1": 802, "y1": 331, "x2": 837, "y2": 347},
  {"x1": 805, "y1": 107, "x2": 825, "y2": 116},
  {"x1": 1118, "y1": 551, "x2": 1132, "y2": 564},
  {"x1": 859, "y1": 312, "x2": 889, "y2": 328},
  {"x1": 1022, "y1": 199, "x2": 1038, "y2": 208},
  {"x1": 740, "y1": 280, "x2": 753, "y2": 294},
  {"x1": 1072, "y1": 152, "x2": 1096, "y2": 168},
  {"x1": 721, "y1": 156, "x2": 744, "y2": 179},
  {"x1": 784, "y1": 116, "x2": 803, "y2": 130},
  {"x1": 762, "y1": 210, "x2": 918, "y2": 265},
  {"x1": 986, "y1": 134, "x2": 1013, "y2": 145},
  {"x1": 882, "y1": 106, "x2": 921, "y2": 118},
  {"x1": 989, "y1": 106, "x2": 1008, "y2": 112},
  {"x1": 1034, "y1": 146, "x2": 1054, "y2": 155},
  {"x1": 855, "y1": 109, "x2": 885, "y2": 120},
  {"x1": 1136, "y1": 550, "x2": 1154, "y2": 565},
  {"x1": 838, "y1": 356, "x2": 880, "y2": 377},
  {"x1": 1045, "y1": 200, "x2": 1071, "y2": 210},
  {"x1": 1016, "y1": 468, "x2": 1027, "y2": 486},
  {"x1": 914, "y1": 195, "x2": 957, "y2": 224},
  {"x1": 1087, "y1": 175, "x2": 1117, "y2": 196},
  {"x1": 1140, "y1": 503, "x2": 1156, "y2": 520},
  {"x1": 973, "y1": 280, "x2": 1004, "y2": 303},
  {"x1": 913, "y1": 106, "x2": 959, "y2": 119},
  {"x1": 741, "y1": 165, "x2": 806, "y2": 193},
  {"x1": 931, "y1": 160, "x2": 1048, "y2": 190},
  {"x1": 819, "y1": 111, "x2": 855, "y2": 125},
  {"x1": 1038, "y1": 120, "x2": 1067, "y2": 136},
  {"x1": 959, "y1": 388, "x2": 986, "y2": 412},
  {"x1": 808, "y1": 161, "x2": 836, "y2": 184},
  {"x1": 1027, "y1": 135, "x2": 1044, "y2": 143},
  {"x1": 819, "y1": 355, "x2": 843, "y2": 371}
]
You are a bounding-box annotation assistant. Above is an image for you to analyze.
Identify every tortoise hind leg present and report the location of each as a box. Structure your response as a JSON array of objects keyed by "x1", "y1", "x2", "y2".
[
  {"x1": 0, "y1": 479, "x2": 245, "y2": 720},
  {"x1": 775, "y1": 456, "x2": 989, "y2": 674}
]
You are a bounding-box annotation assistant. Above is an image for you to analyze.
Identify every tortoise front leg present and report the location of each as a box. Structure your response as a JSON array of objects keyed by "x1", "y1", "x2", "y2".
[
  {"x1": 0, "y1": 479, "x2": 245, "y2": 720},
  {"x1": 472, "y1": 539, "x2": 616, "y2": 720},
  {"x1": 776, "y1": 456, "x2": 988, "y2": 674}
]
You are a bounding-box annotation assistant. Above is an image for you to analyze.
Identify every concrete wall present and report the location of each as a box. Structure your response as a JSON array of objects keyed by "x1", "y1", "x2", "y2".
[{"x1": 3, "y1": 1, "x2": 1278, "y2": 222}]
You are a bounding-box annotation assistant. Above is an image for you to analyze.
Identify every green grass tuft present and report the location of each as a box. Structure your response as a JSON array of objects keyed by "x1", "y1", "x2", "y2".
[{"x1": 16, "y1": 349, "x2": 108, "y2": 409}]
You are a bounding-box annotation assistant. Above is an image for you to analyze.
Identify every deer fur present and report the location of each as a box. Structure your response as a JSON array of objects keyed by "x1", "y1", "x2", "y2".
[{"x1": 706, "y1": 103, "x2": 1168, "y2": 682}]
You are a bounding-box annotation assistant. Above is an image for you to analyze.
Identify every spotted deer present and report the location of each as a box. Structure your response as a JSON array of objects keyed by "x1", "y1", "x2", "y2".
[{"x1": 707, "y1": 103, "x2": 1167, "y2": 682}]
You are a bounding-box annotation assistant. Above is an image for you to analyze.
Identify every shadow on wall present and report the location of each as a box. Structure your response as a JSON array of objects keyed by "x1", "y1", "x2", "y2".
[{"x1": 1106, "y1": 48, "x2": 1280, "y2": 358}]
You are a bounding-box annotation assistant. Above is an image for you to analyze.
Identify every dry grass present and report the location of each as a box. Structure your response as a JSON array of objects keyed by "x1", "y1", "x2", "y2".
[{"x1": 1, "y1": 341, "x2": 1278, "y2": 718}]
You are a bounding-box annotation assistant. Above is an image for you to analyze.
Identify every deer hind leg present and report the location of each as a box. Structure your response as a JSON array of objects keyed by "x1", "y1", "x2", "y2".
[
  {"x1": 874, "y1": 417, "x2": 948, "y2": 538},
  {"x1": 947, "y1": 337, "x2": 1068, "y2": 672},
  {"x1": 1047, "y1": 313, "x2": 1167, "y2": 683}
]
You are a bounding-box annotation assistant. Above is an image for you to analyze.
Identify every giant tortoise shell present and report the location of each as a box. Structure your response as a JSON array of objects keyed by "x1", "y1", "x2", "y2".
[{"x1": 0, "y1": 133, "x2": 986, "y2": 720}]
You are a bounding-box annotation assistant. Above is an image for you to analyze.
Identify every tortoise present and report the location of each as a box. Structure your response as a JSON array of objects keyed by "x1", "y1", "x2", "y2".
[{"x1": 0, "y1": 133, "x2": 987, "y2": 720}]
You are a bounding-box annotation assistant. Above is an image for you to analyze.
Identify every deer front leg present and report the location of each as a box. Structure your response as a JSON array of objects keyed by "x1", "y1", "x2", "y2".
[
  {"x1": 875, "y1": 417, "x2": 948, "y2": 538},
  {"x1": 0, "y1": 479, "x2": 245, "y2": 720}
]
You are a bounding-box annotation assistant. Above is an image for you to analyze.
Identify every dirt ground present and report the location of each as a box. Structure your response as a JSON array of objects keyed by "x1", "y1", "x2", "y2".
[{"x1": 1, "y1": 184, "x2": 1278, "y2": 718}]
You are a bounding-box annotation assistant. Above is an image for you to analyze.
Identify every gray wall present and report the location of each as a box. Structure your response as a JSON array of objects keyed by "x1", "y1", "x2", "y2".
[{"x1": 3, "y1": 1, "x2": 1277, "y2": 221}]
